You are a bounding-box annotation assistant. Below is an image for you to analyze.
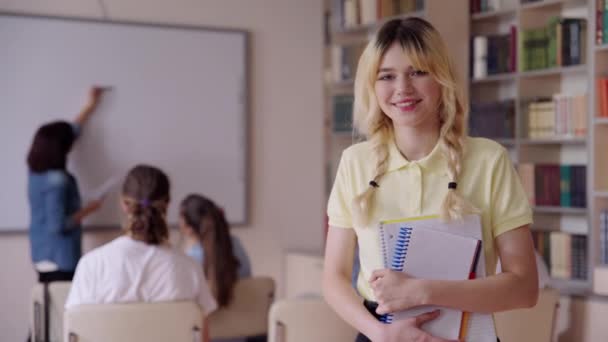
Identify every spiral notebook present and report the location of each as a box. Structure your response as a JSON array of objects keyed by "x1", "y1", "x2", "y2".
[{"x1": 378, "y1": 215, "x2": 499, "y2": 342}]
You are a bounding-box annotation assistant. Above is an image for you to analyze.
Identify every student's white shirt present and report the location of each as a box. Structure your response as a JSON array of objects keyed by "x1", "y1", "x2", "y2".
[{"x1": 65, "y1": 235, "x2": 218, "y2": 316}]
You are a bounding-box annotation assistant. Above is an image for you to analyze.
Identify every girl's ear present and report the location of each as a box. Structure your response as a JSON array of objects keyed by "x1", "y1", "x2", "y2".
[
  {"x1": 119, "y1": 195, "x2": 129, "y2": 213},
  {"x1": 183, "y1": 224, "x2": 195, "y2": 236}
]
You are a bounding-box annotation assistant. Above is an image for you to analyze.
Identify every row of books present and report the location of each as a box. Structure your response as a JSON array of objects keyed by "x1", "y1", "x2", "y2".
[
  {"x1": 596, "y1": 0, "x2": 608, "y2": 45},
  {"x1": 469, "y1": 99, "x2": 515, "y2": 139},
  {"x1": 330, "y1": 44, "x2": 365, "y2": 83},
  {"x1": 525, "y1": 94, "x2": 588, "y2": 139},
  {"x1": 520, "y1": 17, "x2": 586, "y2": 71},
  {"x1": 532, "y1": 231, "x2": 588, "y2": 280},
  {"x1": 600, "y1": 209, "x2": 608, "y2": 265},
  {"x1": 597, "y1": 77, "x2": 608, "y2": 118},
  {"x1": 470, "y1": 0, "x2": 500, "y2": 14},
  {"x1": 517, "y1": 164, "x2": 587, "y2": 208},
  {"x1": 330, "y1": 0, "x2": 423, "y2": 30},
  {"x1": 471, "y1": 28, "x2": 517, "y2": 79},
  {"x1": 332, "y1": 94, "x2": 354, "y2": 132}
]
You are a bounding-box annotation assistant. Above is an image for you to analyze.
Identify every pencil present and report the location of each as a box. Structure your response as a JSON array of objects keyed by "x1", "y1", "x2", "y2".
[{"x1": 459, "y1": 241, "x2": 483, "y2": 340}]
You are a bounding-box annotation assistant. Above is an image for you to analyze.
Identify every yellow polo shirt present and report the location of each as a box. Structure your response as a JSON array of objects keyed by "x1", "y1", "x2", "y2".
[{"x1": 327, "y1": 136, "x2": 532, "y2": 301}]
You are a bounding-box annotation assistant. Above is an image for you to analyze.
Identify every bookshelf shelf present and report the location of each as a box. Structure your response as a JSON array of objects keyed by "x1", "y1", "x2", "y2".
[
  {"x1": 550, "y1": 278, "x2": 591, "y2": 296},
  {"x1": 330, "y1": 80, "x2": 355, "y2": 94},
  {"x1": 595, "y1": 117, "x2": 608, "y2": 125},
  {"x1": 331, "y1": 130, "x2": 358, "y2": 139},
  {"x1": 596, "y1": 44, "x2": 608, "y2": 52},
  {"x1": 519, "y1": 64, "x2": 587, "y2": 79},
  {"x1": 470, "y1": 72, "x2": 516, "y2": 84},
  {"x1": 332, "y1": 10, "x2": 425, "y2": 37},
  {"x1": 531, "y1": 225, "x2": 588, "y2": 235},
  {"x1": 471, "y1": 8, "x2": 516, "y2": 21},
  {"x1": 520, "y1": 0, "x2": 569, "y2": 11},
  {"x1": 533, "y1": 206, "x2": 588, "y2": 214},
  {"x1": 518, "y1": 137, "x2": 586, "y2": 145},
  {"x1": 594, "y1": 191, "x2": 608, "y2": 198}
]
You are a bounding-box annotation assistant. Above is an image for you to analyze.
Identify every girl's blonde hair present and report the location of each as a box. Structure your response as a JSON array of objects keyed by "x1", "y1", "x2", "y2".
[{"x1": 352, "y1": 17, "x2": 478, "y2": 226}]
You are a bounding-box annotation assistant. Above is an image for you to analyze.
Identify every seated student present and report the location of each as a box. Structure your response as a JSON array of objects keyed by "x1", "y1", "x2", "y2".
[
  {"x1": 65, "y1": 165, "x2": 217, "y2": 342},
  {"x1": 179, "y1": 194, "x2": 252, "y2": 341}
]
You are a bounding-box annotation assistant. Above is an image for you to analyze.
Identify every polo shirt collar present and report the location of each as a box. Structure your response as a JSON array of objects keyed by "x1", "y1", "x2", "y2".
[{"x1": 386, "y1": 136, "x2": 446, "y2": 173}]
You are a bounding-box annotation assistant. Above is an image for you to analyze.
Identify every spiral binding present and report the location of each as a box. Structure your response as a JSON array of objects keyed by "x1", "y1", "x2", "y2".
[
  {"x1": 379, "y1": 226, "x2": 413, "y2": 324},
  {"x1": 379, "y1": 226, "x2": 389, "y2": 269},
  {"x1": 392, "y1": 227, "x2": 412, "y2": 271}
]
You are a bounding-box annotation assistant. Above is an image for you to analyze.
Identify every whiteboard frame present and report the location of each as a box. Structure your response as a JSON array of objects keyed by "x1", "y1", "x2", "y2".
[{"x1": 0, "y1": 12, "x2": 250, "y2": 232}]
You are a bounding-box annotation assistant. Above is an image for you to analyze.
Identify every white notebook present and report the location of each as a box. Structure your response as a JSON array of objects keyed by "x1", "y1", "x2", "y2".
[{"x1": 378, "y1": 215, "x2": 499, "y2": 342}]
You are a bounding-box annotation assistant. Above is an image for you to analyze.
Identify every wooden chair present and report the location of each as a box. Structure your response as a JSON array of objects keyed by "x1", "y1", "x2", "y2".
[
  {"x1": 30, "y1": 281, "x2": 71, "y2": 342},
  {"x1": 64, "y1": 301, "x2": 202, "y2": 342},
  {"x1": 268, "y1": 297, "x2": 357, "y2": 342},
  {"x1": 208, "y1": 276, "x2": 275, "y2": 339}
]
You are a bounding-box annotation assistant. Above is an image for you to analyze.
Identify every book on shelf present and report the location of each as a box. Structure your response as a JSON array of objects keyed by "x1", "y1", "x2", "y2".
[
  {"x1": 532, "y1": 231, "x2": 588, "y2": 281},
  {"x1": 332, "y1": 94, "x2": 354, "y2": 133},
  {"x1": 471, "y1": 27, "x2": 517, "y2": 79},
  {"x1": 469, "y1": 99, "x2": 515, "y2": 139},
  {"x1": 470, "y1": 0, "x2": 501, "y2": 14},
  {"x1": 525, "y1": 94, "x2": 587, "y2": 139},
  {"x1": 519, "y1": 17, "x2": 586, "y2": 72},
  {"x1": 596, "y1": 0, "x2": 607, "y2": 45},
  {"x1": 600, "y1": 209, "x2": 608, "y2": 265},
  {"x1": 331, "y1": 0, "x2": 424, "y2": 31},
  {"x1": 331, "y1": 43, "x2": 366, "y2": 83},
  {"x1": 517, "y1": 164, "x2": 587, "y2": 208},
  {"x1": 597, "y1": 76, "x2": 608, "y2": 118}
]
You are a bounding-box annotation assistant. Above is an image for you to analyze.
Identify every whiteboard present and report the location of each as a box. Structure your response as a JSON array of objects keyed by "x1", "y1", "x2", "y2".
[{"x1": 0, "y1": 14, "x2": 249, "y2": 230}]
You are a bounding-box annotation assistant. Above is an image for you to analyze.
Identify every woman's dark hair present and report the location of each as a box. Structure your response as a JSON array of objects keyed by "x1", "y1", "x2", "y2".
[
  {"x1": 122, "y1": 165, "x2": 170, "y2": 245},
  {"x1": 180, "y1": 194, "x2": 239, "y2": 307},
  {"x1": 27, "y1": 121, "x2": 76, "y2": 172}
]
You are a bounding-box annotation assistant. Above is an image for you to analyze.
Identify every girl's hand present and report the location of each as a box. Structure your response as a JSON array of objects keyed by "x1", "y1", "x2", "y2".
[
  {"x1": 88, "y1": 86, "x2": 105, "y2": 106},
  {"x1": 86, "y1": 198, "x2": 104, "y2": 212},
  {"x1": 376, "y1": 310, "x2": 460, "y2": 342},
  {"x1": 370, "y1": 269, "x2": 428, "y2": 315}
]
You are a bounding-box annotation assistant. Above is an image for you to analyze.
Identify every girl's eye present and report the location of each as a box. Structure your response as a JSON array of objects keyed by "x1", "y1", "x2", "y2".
[
  {"x1": 410, "y1": 70, "x2": 428, "y2": 77},
  {"x1": 378, "y1": 74, "x2": 394, "y2": 81}
]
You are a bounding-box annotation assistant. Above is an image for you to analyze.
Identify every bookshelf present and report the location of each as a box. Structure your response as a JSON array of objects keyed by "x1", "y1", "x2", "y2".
[
  {"x1": 591, "y1": 0, "x2": 608, "y2": 295},
  {"x1": 470, "y1": 0, "x2": 608, "y2": 296}
]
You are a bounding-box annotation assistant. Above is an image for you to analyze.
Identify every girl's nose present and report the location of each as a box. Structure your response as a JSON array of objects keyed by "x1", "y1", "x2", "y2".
[{"x1": 396, "y1": 75, "x2": 413, "y2": 94}]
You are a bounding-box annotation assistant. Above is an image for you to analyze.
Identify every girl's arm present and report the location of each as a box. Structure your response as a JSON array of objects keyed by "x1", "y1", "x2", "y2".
[
  {"x1": 74, "y1": 86, "x2": 104, "y2": 126},
  {"x1": 70, "y1": 199, "x2": 103, "y2": 225},
  {"x1": 324, "y1": 226, "x2": 459, "y2": 342},
  {"x1": 372, "y1": 225, "x2": 539, "y2": 314},
  {"x1": 323, "y1": 226, "x2": 384, "y2": 340}
]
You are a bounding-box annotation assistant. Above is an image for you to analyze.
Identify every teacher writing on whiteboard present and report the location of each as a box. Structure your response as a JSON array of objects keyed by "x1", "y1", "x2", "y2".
[{"x1": 27, "y1": 86, "x2": 107, "y2": 282}]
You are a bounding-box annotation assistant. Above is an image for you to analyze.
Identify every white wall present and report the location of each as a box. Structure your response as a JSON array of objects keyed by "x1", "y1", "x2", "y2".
[{"x1": 0, "y1": 1, "x2": 325, "y2": 341}]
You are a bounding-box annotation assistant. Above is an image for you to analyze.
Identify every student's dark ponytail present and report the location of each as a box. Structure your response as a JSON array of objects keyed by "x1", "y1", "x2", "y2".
[
  {"x1": 180, "y1": 194, "x2": 239, "y2": 307},
  {"x1": 122, "y1": 165, "x2": 170, "y2": 245}
]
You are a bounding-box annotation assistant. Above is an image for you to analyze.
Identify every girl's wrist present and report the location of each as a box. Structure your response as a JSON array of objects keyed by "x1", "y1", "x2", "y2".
[
  {"x1": 416, "y1": 279, "x2": 433, "y2": 306},
  {"x1": 368, "y1": 321, "x2": 386, "y2": 341}
]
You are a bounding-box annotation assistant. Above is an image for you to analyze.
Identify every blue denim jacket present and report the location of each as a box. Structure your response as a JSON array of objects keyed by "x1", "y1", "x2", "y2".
[
  {"x1": 186, "y1": 235, "x2": 252, "y2": 278},
  {"x1": 28, "y1": 170, "x2": 82, "y2": 271}
]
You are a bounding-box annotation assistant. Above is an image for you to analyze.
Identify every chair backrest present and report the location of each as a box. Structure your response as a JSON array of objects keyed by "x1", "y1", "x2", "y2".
[
  {"x1": 30, "y1": 281, "x2": 72, "y2": 342},
  {"x1": 208, "y1": 276, "x2": 275, "y2": 339},
  {"x1": 494, "y1": 287, "x2": 560, "y2": 342},
  {"x1": 64, "y1": 301, "x2": 202, "y2": 342},
  {"x1": 268, "y1": 297, "x2": 357, "y2": 342}
]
